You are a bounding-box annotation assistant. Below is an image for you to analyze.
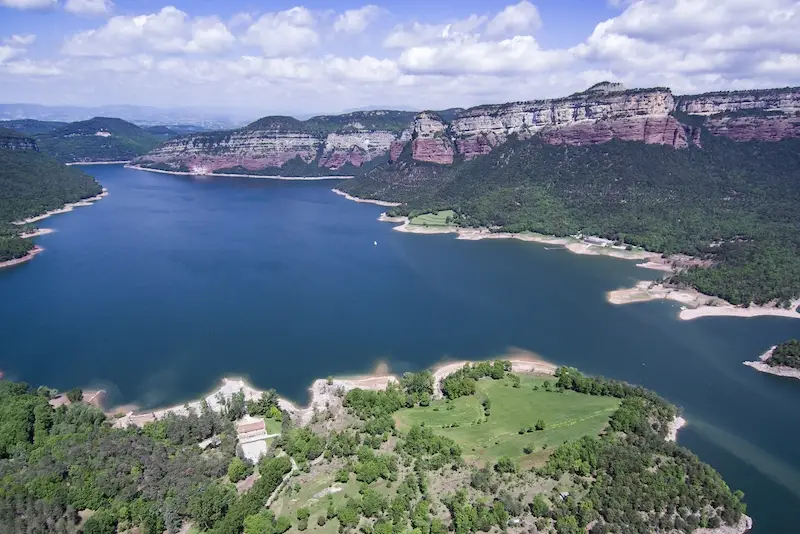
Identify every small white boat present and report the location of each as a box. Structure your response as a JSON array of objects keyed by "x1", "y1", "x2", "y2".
[{"x1": 373, "y1": 241, "x2": 378, "y2": 246}]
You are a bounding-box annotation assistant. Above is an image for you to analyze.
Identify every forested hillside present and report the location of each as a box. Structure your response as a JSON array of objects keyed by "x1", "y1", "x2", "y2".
[
  {"x1": 342, "y1": 135, "x2": 800, "y2": 306},
  {"x1": 0, "y1": 365, "x2": 748, "y2": 534},
  {"x1": 35, "y1": 117, "x2": 164, "y2": 163},
  {"x1": 0, "y1": 142, "x2": 102, "y2": 262}
]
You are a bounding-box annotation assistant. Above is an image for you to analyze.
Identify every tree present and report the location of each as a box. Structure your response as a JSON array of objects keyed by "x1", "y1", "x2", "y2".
[
  {"x1": 530, "y1": 495, "x2": 550, "y2": 517},
  {"x1": 228, "y1": 457, "x2": 250, "y2": 483},
  {"x1": 225, "y1": 390, "x2": 246, "y2": 421},
  {"x1": 494, "y1": 456, "x2": 516, "y2": 474},
  {"x1": 66, "y1": 387, "x2": 83, "y2": 403},
  {"x1": 244, "y1": 510, "x2": 274, "y2": 534},
  {"x1": 274, "y1": 516, "x2": 292, "y2": 533},
  {"x1": 535, "y1": 419, "x2": 546, "y2": 431},
  {"x1": 83, "y1": 510, "x2": 117, "y2": 534},
  {"x1": 317, "y1": 515, "x2": 327, "y2": 526},
  {"x1": 188, "y1": 482, "x2": 236, "y2": 531}
]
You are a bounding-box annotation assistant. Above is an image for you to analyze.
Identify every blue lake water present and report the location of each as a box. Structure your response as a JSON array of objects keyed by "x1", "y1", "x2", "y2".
[{"x1": 1, "y1": 165, "x2": 799, "y2": 532}]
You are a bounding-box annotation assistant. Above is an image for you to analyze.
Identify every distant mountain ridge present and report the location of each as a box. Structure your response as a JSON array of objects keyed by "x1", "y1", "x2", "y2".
[{"x1": 131, "y1": 84, "x2": 800, "y2": 176}]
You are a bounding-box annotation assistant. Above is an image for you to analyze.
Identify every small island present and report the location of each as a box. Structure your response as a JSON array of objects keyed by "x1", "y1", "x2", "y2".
[
  {"x1": 745, "y1": 340, "x2": 800, "y2": 380},
  {"x1": 0, "y1": 358, "x2": 750, "y2": 534}
]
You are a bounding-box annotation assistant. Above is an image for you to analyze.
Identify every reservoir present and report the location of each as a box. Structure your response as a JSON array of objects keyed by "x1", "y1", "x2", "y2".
[{"x1": 1, "y1": 165, "x2": 799, "y2": 533}]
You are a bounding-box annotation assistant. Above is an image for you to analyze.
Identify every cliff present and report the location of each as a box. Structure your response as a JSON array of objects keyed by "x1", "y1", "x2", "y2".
[
  {"x1": 677, "y1": 87, "x2": 800, "y2": 142},
  {"x1": 0, "y1": 128, "x2": 38, "y2": 151},
  {"x1": 134, "y1": 111, "x2": 417, "y2": 175},
  {"x1": 133, "y1": 84, "x2": 800, "y2": 176}
]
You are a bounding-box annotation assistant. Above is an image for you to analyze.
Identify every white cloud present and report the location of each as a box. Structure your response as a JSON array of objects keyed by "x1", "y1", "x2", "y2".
[
  {"x1": 241, "y1": 7, "x2": 318, "y2": 57},
  {"x1": 3, "y1": 58, "x2": 62, "y2": 75},
  {"x1": 383, "y1": 15, "x2": 487, "y2": 48},
  {"x1": 4, "y1": 34, "x2": 36, "y2": 46},
  {"x1": 4, "y1": 0, "x2": 800, "y2": 111},
  {"x1": 486, "y1": 1, "x2": 542, "y2": 36},
  {"x1": 0, "y1": 45, "x2": 24, "y2": 63},
  {"x1": 324, "y1": 55, "x2": 400, "y2": 82},
  {"x1": 64, "y1": 0, "x2": 113, "y2": 15},
  {"x1": 0, "y1": 0, "x2": 55, "y2": 9},
  {"x1": 334, "y1": 5, "x2": 382, "y2": 34},
  {"x1": 400, "y1": 35, "x2": 571, "y2": 75},
  {"x1": 62, "y1": 7, "x2": 234, "y2": 57},
  {"x1": 574, "y1": 0, "x2": 800, "y2": 86}
]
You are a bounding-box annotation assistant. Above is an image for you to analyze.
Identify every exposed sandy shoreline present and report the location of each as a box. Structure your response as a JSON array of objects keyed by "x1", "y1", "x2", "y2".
[
  {"x1": 375, "y1": 213, "x2": 670, "y2": 266},
  {"x1": 607, "y1": 281, "x2": 800, "y2": 321},
  {"x1": 0, "y1": 245, "x2": 43, "y2": 269},
  {"x1": 20, "y1": 228, "x2": 55, "y2": 239},
  {"x1": 109, "y1": 352, "x2": 685, "y2": 442},
  {"x1": 12, "y1": 188, "x2": 109, "y2": 225},
  {"x1": 111, "y1": 354, "x2": 556, "y2": 429},
  {"x1": 744, "y1": 346, "x2": 800, "y2": 380},
  {"x1": 666, "y1": 416, "x2": 687, "y2": 442},
  {"x1": 66, "y1": 160, "x2": 132, "y2": 166},
  {"x1": 332, "y1": 189, "x2": 401, "y2": 207},
  {"x1": 126, "y1": 164, "x2": 351, "y2": 181}
]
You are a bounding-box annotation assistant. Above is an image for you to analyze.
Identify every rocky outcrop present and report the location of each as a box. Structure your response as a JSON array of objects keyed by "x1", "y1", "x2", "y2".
[
  {"x1": 133, "y1": 85, "x2": 800, "y2": 175},
  {"x1": 678, "y1": 88, "x2": 800, "y2": 116},
  {"x1": 0, "y1": 128, "x2": 38, "y2": 151},
  {"x1": 411, "y1": 112, "x2": 454, "y2": 164},
  {"x1": 451, "y1": 88, "x2": 689, "y2": 157},
  {"x1": 135, "y1": 112, "x2": 413, "y2": 175},
  {"x1": 678, "y1": 87, "x2": 800, "y2": 142}
]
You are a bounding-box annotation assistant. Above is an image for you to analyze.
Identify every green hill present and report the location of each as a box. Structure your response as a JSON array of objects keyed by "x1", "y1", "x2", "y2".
[
  {"x1": 0, "y1": 119, "x2": 67, "y2": 136},
  {"x1": 343, "y1": 134, "x2": 800, "y2": 306},
  {"x1": 0, "y1": 137, "x2": 102, "y2": 263},
  {"x1": 35, "y1": 117, "x2": 164, "y2": 163}
]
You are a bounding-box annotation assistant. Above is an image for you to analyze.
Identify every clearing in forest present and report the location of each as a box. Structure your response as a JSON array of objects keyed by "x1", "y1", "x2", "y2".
[
  {"x1": 393, "y1": 375, "x2": 619, "y2": 467},
  {"x1": 409, "y1": 210, "x2": 455, "y2": 226}
]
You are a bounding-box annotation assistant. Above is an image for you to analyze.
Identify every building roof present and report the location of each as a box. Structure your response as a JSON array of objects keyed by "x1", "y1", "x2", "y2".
[{"x1": 236, "y1": 419, "x2": 266, "y2": 435}]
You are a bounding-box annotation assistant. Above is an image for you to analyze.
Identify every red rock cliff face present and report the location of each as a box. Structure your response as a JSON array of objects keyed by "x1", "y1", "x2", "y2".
[
  {"x1": 134, "y1": 85, "x2": 800, "y2": 175},
  {"x1": 449, "y1": 88, "x2": 691, "y2": 157},
  {"x1": 410, "y1": 112, "x2": 454, "y2": 165},
  {"x1": 678, "y1": 88, "x2": 800, "y2": 142}
]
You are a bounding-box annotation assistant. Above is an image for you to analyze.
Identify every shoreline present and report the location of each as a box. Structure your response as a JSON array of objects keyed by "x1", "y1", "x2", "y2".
[
  {"x1": 108, "y1": 352, "x2": 685, "y2": 442},
  {"x1": 125, "y1": 164, "x2": 352, "y2": 181},
  {"x1": 607, "y1": 281, "x2": 800, "y2": 321},
  {"x1": 332, "y1": 189, "x2": 401, "y2": 207},
  {"x1": 376, "y1": 213, "x2": 671, "y2": 267},
  {"x1": 744, "y1": 346, "x2": 800, "y2": 380},
  {"x1": 12, "y1": 188, "x2": 109, "y2": 225},
  {"x1": 112, "y1": 354, "x2": 558, "y2": 429},
  {"x1": 66, "y1": 160, "x2": 131, "y2": 166},
  {"x1": 20, "y1": 228, "x2": 55, "y2": 239},
  {"x1": 0, "y1": 245, "x2": 43, "y2": 269}
]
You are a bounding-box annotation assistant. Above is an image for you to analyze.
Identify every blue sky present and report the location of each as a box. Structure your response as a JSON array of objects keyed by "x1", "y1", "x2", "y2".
[{"x1": 1, "y1": 0, "x2": 798, "y2": 114}]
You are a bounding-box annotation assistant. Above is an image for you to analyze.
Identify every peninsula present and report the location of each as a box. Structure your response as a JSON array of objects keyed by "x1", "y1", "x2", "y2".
[
  {"x1": 745, "y1": 340, "x2": 800, "y2": 380},
  {"x1": 0, "y1": 357, "x2": 750, "y2": 534}
]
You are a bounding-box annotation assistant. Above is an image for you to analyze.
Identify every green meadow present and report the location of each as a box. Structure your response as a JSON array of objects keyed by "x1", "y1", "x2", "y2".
[
  {"x1": 408, "y1": 210, "x2": 456, "y2": 226},
  {"x1": 394, "y1": 375, "x2": 619, "y2": 467}
]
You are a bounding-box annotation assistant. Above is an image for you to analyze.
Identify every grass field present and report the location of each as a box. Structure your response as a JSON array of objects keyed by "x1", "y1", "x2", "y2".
[
  {"x1": 409, "y1": 210, "x2": 456, "y2": 226},
  {"x1": 264, "y1": 417, "x2": 282, "y2": 434},
  {"x1": 394, "y1": 375, "x2": 619, "y2": 467}
]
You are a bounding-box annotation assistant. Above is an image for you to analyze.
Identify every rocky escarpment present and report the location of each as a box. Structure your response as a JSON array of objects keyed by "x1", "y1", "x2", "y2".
[
  {"x1": 0, "y1": 128, "x2": 38, "y2": 151},
  {"x1": 134, "y1": 111, "x2": 416, "y2": 175},
  {"x1": 134, "y1": 84, "x2": 800, "y2": 176},
  {"x1": 452, "y1": 87, "x2": 692, "y2": 160},
  {"x1": 678, "y1": 87, "x2": 800, "y2": 142}
]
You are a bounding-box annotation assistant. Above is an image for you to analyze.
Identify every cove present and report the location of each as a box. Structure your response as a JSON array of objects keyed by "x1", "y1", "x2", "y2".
[{"x1": 1, "y1": 165, "x2": 799, "y2": 533}]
